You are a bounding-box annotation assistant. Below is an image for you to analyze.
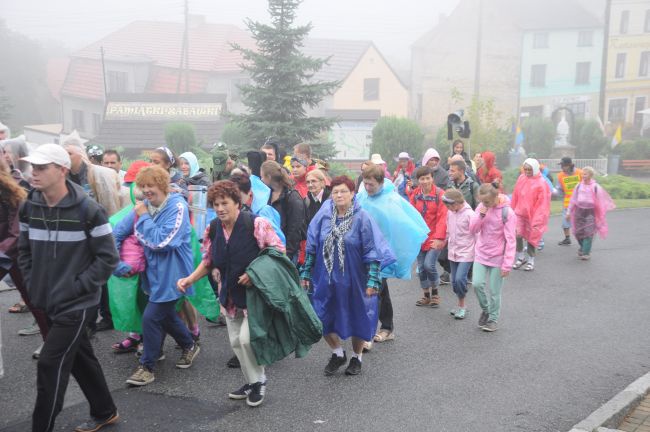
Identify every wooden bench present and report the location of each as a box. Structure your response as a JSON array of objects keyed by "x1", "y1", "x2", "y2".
[{"x1": 621, "y1": 160, "x2": 650, "y2": 171}]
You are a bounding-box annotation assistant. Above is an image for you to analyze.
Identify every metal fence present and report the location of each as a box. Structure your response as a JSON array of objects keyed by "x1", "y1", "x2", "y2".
[{"x1": 539, "y1": 159, "x2": 608, "y2": 174}]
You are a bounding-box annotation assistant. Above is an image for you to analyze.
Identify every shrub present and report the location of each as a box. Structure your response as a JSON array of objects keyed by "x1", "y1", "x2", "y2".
[
  {"x1": 597, "y1": 175, "x2": 650, "y2": 199},
  {"x1": 371, "y1": 116, "x2": 424, "y2": 171},
  {"x1": 164, "y1": 122, "x2": 197, "y2": 155}
]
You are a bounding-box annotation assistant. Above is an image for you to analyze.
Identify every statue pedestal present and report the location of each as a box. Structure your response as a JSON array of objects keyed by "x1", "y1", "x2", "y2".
[{"x1": 551, "y1": 145, "x2": 576, "y2": 159}]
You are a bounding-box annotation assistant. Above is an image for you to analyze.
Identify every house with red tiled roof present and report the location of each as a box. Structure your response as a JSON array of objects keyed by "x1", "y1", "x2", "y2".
[{"x1": 59, "y1": 16, "x2": 408, "y2": 158}]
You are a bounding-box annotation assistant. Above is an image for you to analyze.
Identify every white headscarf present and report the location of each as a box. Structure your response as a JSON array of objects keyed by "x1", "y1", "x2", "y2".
[{"x1": 523, "y1": 158, "x2": 540, "y2": 176}]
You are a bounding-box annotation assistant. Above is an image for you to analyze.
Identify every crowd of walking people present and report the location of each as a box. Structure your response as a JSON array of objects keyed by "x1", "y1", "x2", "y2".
[{"x1": 0, "y1": 123, "x2": 616, "y2": 431}]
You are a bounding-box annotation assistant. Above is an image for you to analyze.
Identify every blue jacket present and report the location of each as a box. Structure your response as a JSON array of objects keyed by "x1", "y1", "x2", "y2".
[{"x1": 116, "y1": 193, "x2": 194, "y2": 302}]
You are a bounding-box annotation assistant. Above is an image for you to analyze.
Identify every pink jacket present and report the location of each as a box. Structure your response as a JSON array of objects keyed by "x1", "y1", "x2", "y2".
[
  {"x1": 510, "y1": 173, "x2": 551, "y2": 246},
  {"x1": 469, "y1": 195, "x2": 517, "y2": 272},
  {"x1": 446, "y1": 202, "x2": 476, "y2": 262}
]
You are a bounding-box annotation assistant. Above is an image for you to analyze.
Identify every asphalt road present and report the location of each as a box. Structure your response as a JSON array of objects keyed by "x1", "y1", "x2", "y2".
[{"x1": 1, "y1": 209, "x2": 649, "y2": 432}]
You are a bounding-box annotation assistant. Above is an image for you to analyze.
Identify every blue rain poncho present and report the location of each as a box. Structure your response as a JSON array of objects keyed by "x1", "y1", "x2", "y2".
[
  {"x1": 307, "y1": 198, "x2": 396, "y2": 341},
  {"x1": 356, "y1": 181, "x2": 429, "y2": 279}
]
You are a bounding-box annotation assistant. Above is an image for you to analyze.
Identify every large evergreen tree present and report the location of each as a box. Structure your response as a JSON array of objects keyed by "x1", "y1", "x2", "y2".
[{"x1": 231, "y1": 0, "x2": 340, "y2": 154}]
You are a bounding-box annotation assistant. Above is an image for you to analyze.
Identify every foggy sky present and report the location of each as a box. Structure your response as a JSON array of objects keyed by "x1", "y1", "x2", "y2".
[{"x1": 1, "y1": 0, "x2": 461, "y2": 69}]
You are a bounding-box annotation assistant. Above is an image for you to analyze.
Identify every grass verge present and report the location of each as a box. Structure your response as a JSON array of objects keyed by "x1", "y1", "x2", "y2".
[{"x1": 550, "y1": 199, "x2": 650, "y2": 215}]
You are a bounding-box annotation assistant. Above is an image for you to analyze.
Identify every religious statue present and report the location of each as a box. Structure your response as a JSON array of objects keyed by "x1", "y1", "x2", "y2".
[{"x1": 555, "y1": 113, "x2": 570, "y2": 148}]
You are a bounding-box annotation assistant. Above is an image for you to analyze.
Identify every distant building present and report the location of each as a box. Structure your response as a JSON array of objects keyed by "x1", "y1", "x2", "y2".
[
  {"x1": 54, "y1": 17, "x2": 407, "y2": 159},
  {"x1": 518, "y1": 3, "x2": 603, "y2": 120},
  {"x1": 411, "y1": 0, "x2": 606, "y2": 130},
  {"x1": 411, "y1": 0, "x2": 523, "y2": 130},
  {"x1": 604, "y1": 0, "x2": 650, "y2": 133}
]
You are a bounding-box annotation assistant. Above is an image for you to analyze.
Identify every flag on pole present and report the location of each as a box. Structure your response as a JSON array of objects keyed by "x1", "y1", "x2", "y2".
[
  {"x1": 611, "y1": 125, "x2": 622, "y2": 148},
  {"x1": 515, "y1": 125, "x2": 524, "y2": 151}
]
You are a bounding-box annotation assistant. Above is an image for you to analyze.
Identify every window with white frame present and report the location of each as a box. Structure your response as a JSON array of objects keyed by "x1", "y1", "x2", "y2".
[
  {"x1": 620, "y1": 10, "x2": 630, "y2": 34},
  {"x1": 533, "y1": 32, "x2": 548, "y2": 49},
  {"x1": 530, "y1": 64, "x2": 547, "y2": 87},
  {"x1": 608, "y1": 98, "x2": 627, "y2": 122},
  {"x1": 107, "y1": 70, "x2": 129, "y2": 93},
  {"x1": 363, "y1": 78, "x2": 380, "y2": 101},
  {"x1": 639, "y1": 52, "x2": 650, "y2": 77},
  {"x1": 577, "y1": 30, "x2": 593, "y2": 47},
  {"x1": 72, "y1": 110, "x2": 85, "y2": 131},
  {"x1": 575, "y1": 62, "x2": 591, "y2": 85},
  {"x1": 615, "y1": 53, "x2": 626, "y2": 79}
]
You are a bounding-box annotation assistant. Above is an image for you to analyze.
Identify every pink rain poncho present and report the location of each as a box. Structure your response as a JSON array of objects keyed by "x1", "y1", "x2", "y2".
[
  {"x1": 510, "y1": 158, "x2": 551, "y2": 248},
  {"x1": 568, "y1": 180, "x2": 615, "y2": 240}
]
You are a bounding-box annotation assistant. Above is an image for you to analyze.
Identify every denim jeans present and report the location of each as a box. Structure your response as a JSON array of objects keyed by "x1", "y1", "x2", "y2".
[
  {"x1": 450, "y1": 261, "x2": 472, "y2": 299},
  {"x1": 141, "y1": 300, "x2": 194, "y2": 370},
  {"x1": 417, "y1": 248, "x2": 441, "y2": 289}
]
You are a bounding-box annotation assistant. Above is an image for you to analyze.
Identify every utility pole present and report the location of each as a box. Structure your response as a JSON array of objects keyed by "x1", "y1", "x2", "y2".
[
  {"x1": 176, "y1": 0, "x2": 189, "y2": 94},
  {"x1": 100, "y1": 46, "x2": 108, "y2": 100},
  {"x1": 473, "y1": 0, "x2": 483, "y2": 99},
  {"x1": 184, "y1": 0, "x2": 190, "y2": 93},
  {"x1": 599, "y1": 0, "x2": 612, "y2": 122}
]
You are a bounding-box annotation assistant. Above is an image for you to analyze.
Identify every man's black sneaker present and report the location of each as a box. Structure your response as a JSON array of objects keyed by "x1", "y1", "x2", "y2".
[
  {"x1": 74, "y1": 411, "x2": 119, "y2": 432},
  {"x1": 439, "y1": 272, "x2": 450, "y2": 285},
  {"x1": 228, "y1": 383, "x2": 252, "y2": 400},
  {"x1": 324, "y1": 353, "x2": 347, "y2": 376},
  {"x1": 246, "y1": 381, "x2": 266, "y2": 407},
  {"x1": 227, "y1": 355, "x2": 241, "y2": 368},
  {"x1": 344, "y1": 357, "x2": 362, "y2": 376},
  {"x1": 558, "y1": 238, "x2": 571, "y2": 246},
  {"x1": 96, "y1": 320, "x2": 114, "y2": 332}
]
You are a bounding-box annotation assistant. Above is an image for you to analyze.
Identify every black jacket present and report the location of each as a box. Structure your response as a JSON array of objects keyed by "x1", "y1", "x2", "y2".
[
  {"x1": 305, "y1": 187, "x2": 331, "y2": 226},
  {"x1": 186, "y1": 171, "x2": 211, "y2": 187},
  {"x1": 18, "y1": 180, "x2": 119, "y2": 318},
  {"x1": 269, "y1": 187, "x2": 306, "y2": 259}
]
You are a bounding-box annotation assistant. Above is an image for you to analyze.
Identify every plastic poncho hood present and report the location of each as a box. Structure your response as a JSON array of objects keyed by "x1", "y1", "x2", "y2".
[
  {"x1": 422, "y1": 148, "x2": 441, "y2": 167},
  {"x1": 179, "y1": 152, "x2": 200, "y2": 177},
  {"x1": 523, "y1": 158, "x2": 540, "y2": 176}
]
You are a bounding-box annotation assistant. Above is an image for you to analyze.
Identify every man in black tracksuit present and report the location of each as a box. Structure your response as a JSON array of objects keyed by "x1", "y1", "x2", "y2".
[{"x1": 18, "y1": 144, "x2": 119, "y2": 432}]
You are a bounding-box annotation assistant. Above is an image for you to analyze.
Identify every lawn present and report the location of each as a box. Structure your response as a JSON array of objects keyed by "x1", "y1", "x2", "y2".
[{"x1": 549, "y1": 199, "x2": 650, "y2": 215}]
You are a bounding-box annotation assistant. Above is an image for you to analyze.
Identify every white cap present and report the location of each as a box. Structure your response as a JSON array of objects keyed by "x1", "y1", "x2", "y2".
[
  {"x1": 0, "y1": 122, "x2": 8, "y2": 132},
  {"x1": 398, "y1": 151, "x2": 411, "y2": 159},
  {"x1": 370, "y1": 153, "x2": 386, "y2": 165},
  {"x1": 21, "y1": 143, "x2": 71, "y2": 169}
]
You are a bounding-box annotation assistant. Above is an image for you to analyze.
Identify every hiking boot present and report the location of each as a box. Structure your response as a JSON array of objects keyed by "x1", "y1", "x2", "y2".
[
  {"x1": 324, "y1": 353, "x2": 347, "y2": 376},
  {"x1": 227, "y1": 355, "x2": 241, "y2": 368},
  {"x1": 415, "y1": 296, "x2": 432, "y2": 307},
  {"x1": 478, "y1": 311, "x2": 489, "y2": 328},
  {"x1": 18, "y1": 322, "x2": 40, "y2": 336},
  {"x1": 246, "y1": 381, "x2": 267, "y2": 407},
  {"x1": 429, "y1": 294, "x2": 441, "y2": 308},
  {"x1": 439, "y1": 272, "x2": 450, "y2": 285},
  {"x1": 482, "y1": 321, "x2": 498, "y2": 332},
  {"x1": 176, "y1": 344, "x2": 200, "y2": 369},
  {"x1": 74, "y1": 411, "x2": 119, "y2": 432},
  {"x1": 126, "y1": 365, "x2": 154, "y2": 386},
  {"x1": 558, "y1": 237, "x2": 571, "y2": 246},
  {"x1": 345, "y1": 357, "x2": 362, "y2": 376},
  {"x1": 228, "y1": 383, "x2": 252, "y2": 400}
]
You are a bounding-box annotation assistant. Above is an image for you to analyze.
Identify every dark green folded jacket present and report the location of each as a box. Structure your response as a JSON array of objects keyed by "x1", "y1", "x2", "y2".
[{"x1": 246, "y1": 247, "x2": 323, "y2": 365}]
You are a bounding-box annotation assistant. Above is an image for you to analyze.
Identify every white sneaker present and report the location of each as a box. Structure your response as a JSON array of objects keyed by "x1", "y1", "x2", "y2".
[{"x1": 32, "y1": 343, "x2": 43, "y2": 359}]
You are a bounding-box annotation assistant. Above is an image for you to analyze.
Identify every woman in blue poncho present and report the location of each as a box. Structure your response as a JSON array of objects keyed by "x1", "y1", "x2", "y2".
[{"x1": 300, "y1": 176, "x2": 395, "y2": 377}]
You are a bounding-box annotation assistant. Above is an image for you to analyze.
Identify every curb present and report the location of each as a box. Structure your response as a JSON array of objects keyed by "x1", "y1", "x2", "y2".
[{"x1": 568, "y1": 372, "x2": 650, "y2": 432}]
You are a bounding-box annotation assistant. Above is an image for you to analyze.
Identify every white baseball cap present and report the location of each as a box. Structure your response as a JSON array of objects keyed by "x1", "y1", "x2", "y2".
[
  {"x1": 21, "y1": 143, "x2": 71, "y2": 169},
  {"x1": 398, "y1": 152, "x2": 411, "y2": 159}
]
